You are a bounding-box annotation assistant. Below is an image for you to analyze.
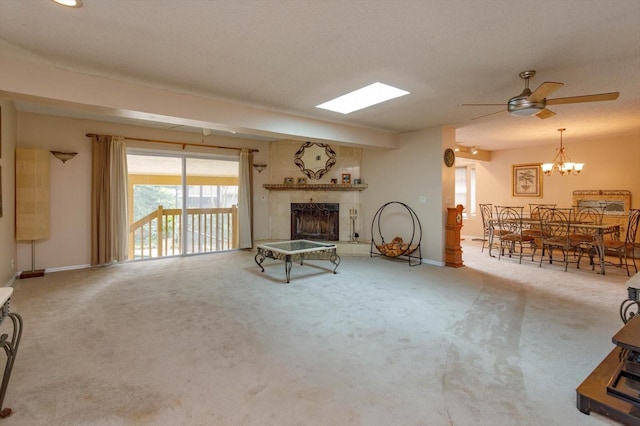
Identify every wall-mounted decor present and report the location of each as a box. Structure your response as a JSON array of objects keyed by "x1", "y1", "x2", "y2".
[
  {"x1": 284, "y1": 177, "x2": 294, "y2": 185},
  {"x1": 342, "y1": 173, "x2": 351, "y2": 184},
  {"x1": 0, "y1": 106, "x2": 2, "y2": 159},
  {"x1": 572, "y1": 190, "x2": 631, "y2": 216},
  {"x1": 294, "y1": 141, "x2": 336, "y2": 180},
  {"x1": 297, "y1": 177, "x2": 307, "y2": 184},
  {"x1": 512, "y1": 164, "x2": 542, "y2": 198},
  {"x1": 0, "y1": 166, "x2": 2, "y2": 218}
]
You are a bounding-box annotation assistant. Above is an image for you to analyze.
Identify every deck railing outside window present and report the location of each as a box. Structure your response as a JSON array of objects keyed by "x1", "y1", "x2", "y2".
[{"x1": 129, "y1": 205, "x2": 238, "y2": 259}]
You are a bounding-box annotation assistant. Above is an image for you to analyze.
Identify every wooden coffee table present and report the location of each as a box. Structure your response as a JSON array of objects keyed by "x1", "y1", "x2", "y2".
[{"x1": 255, "y1": 240, "x2": 340, "y2": 283}]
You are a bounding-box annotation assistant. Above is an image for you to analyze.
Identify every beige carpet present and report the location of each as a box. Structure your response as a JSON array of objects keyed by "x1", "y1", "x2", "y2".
[{"x1": 2, "y1": 240, "x2": 631, "y2": 425}]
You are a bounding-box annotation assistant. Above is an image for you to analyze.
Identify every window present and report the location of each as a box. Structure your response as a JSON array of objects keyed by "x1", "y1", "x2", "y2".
[{"x1": 455, "y1": 166, "x2": 476, "y2": 217}]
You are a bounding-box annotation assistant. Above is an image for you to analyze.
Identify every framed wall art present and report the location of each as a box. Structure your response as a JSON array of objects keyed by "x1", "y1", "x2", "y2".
[{"x1": 512, "y1": 164, "x2": 542, "y2": 198}]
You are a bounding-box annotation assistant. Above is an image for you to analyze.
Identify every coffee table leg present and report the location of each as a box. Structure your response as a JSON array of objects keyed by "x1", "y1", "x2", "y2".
[
  {"x1": 285, "y1": 255, "x2": 293, "y2": 283},
  {"x1": 255, "y1": 249, "x2": 266, "y2": 273},
  {"x1": 331, "y1": 254, "x2": 341, "y2": 274}
]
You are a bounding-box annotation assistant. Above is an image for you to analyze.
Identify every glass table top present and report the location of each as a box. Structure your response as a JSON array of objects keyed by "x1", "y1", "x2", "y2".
[{"x1": 258, "y1": 240, "x2": 336, "y2": 254}]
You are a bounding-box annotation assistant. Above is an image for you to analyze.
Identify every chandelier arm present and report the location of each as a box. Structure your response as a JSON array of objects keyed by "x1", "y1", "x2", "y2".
[{"x1": 542, "y1": 128, "x2": 583, "y2": 176}]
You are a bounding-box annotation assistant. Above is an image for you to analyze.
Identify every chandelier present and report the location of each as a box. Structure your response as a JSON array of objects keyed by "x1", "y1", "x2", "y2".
[{"x1": 541, "y1": 128, "x2": 584, "y2": 176}]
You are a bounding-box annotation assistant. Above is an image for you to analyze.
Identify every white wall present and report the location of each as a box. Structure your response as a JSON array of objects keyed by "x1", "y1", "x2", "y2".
[{"x1": 362, "y1": 126, "x2": 455, "y2": 265}]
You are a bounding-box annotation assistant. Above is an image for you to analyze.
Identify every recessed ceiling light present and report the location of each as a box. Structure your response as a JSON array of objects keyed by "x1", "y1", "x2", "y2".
[
  {"x1": 52, "y1": 0, "x2": 83, "y2": 8},
  {"x1": 316, "y1": 82, "x2": 410, "y2": 114}
]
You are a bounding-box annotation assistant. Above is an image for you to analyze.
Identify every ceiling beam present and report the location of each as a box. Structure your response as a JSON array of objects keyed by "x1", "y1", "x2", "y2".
[{"x1": 0, "y1": 50, "x2": 400, "y2": 149}]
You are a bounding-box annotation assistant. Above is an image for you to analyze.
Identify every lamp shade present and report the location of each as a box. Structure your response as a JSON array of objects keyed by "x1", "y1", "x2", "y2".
[{"x1": 16, "y1": 149, "x2": 50, "y2": 241}]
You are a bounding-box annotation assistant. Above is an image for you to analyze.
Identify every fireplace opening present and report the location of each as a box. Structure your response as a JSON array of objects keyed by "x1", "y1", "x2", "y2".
[{"x1": 291, "y1": 203, "x2": 339, "y2": 241}]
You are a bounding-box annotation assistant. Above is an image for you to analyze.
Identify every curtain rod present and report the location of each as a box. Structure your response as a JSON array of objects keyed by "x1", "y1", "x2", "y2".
[{"x1": 85, "y1": 133, "x2": 259, "y2": 153}]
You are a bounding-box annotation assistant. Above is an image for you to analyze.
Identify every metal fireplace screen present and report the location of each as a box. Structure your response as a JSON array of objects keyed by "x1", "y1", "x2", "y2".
[{"x1": 291, "y1": 203, "x2": 339, "y2": 241}]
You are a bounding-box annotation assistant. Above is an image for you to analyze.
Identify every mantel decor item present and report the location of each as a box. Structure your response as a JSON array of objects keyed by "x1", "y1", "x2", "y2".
[
  {"x1": 283, "y1": 177, "x2": 294, "y2": 185},
  {"x1": 541, "y1": 128, "x2": 584, "y2": 176},
  {"x1": 512, "y1": 163, "x2": 543, "y2": 198},
  {"x1": 297, "y1": 177, "x2": 307, "y2": 184},
  {"x1": 341, "y1": 173, "x2": 351, "y2": 184},
  {"x1": 294, "y1": 141, "x2": 336, "y2": 180}
]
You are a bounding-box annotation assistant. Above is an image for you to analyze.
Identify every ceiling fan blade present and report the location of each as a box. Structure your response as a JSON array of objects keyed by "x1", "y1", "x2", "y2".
[
  {"x1": 528, "y1": 82, "x2": 563, "y2": 102},
  {"x1": 546, "y1": 92, "x2": 620, "y2": 105},
  {"x1": 535, "y1": 108, "x2": 556, "y2": 119},
  {"x1": 460, "y1": 103, "x2": 506, "y2": 107},
  {"x1": 470, "y1": 109, "x2": 507, "y2": 120}
]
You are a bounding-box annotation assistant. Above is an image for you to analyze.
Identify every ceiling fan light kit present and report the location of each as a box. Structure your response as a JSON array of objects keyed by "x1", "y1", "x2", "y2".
[{"x1": 541, "y1": 128, "x2": 584, "y2": 176}]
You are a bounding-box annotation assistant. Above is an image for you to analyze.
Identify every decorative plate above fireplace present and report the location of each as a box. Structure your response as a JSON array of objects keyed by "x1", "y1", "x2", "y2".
[{"x1": 294, "y1": 141, "x2": 336, "y2": 180}]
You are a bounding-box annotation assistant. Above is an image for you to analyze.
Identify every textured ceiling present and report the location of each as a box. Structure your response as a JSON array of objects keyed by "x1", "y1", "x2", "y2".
[{"x1": 1, "y1": 0, "x2": 639, "y2": 150}]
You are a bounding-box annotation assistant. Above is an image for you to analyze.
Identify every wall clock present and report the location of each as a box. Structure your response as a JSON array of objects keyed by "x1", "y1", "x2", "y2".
[{"x1": 444, "y1": 148, "x2": 455, "y2": 167}]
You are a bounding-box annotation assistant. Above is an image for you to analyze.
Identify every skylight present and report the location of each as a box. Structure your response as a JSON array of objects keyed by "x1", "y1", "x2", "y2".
[
  {"x1": 316, "y1": 82, "x2": 410, "y2": 114},
  {"x1": 52, "y1": 0, "x2": 83, "y2": 7}
]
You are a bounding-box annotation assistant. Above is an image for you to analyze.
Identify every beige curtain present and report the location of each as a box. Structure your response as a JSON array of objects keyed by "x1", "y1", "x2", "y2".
[
  {"x1": 91, "y1": 135, "x2": 129, "y2": 265},
  {"x1": 238, "y1": 148, "x2": 253, "y2": 248}
]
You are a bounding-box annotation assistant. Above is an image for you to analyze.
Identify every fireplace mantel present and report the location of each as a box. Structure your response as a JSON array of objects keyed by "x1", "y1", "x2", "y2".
[{"x1": 263, "y1": 183, "x2": 368, "y2": 191}]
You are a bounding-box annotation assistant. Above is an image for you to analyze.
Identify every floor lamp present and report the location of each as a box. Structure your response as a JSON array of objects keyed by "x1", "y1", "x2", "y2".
[{"x1": 15, "y1": 149, "x2": 50, "y2": 279}]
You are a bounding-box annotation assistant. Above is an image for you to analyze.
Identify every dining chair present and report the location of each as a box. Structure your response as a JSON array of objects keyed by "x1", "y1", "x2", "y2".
[
  {"x1": 479, "y1": 203, "x2": 494, "y2": 253},
  {"x1": 524, "y1": 203, "x2": 557, "y2": 256},
  {"x1": 570, "y1": 205, "x2": 604, "y2": 267},
  {"x1": 539, "y1": 207, "x2": 583, "y2": 271},
  {"x1": 494, "y1": 205, "x2": 536, "y2": 263},
  {"x1": 599, "y1": 209, "x2": 640, "y2": 276}
]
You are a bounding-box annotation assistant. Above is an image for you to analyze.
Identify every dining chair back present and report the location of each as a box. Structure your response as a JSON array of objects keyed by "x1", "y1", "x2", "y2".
[
  {"x1": 524, "y1": 203, "x2": 557, "y2": 254},
  {"x1": 529, "y1": 203, "x2": 557, "y2": 218},
  {"x1": 601, "y1": 209, "x2": 640, "y2": 276},
  {"x1": 494, "y1": 205, "x2": 536, "y2": 263},
  {"x1": 479, "y1": 203, "x2": 493, "y2": 253},
  {"x1": 570, "y1": 205, "x2": 605, "y2": 267},
  {"x1": 539, "y1": 207, "x2": 583, "y2": 271}
]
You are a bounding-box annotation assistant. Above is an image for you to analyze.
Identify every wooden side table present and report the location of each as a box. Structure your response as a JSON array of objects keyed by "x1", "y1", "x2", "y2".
[{"x1": 576, "y1": 315, "x2": 640, "y2": 423}]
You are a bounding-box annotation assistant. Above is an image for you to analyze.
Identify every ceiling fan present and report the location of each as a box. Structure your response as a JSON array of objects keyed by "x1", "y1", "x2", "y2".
[{"x1": 462, "y1": 70, "x2": 619, "y2": 120}]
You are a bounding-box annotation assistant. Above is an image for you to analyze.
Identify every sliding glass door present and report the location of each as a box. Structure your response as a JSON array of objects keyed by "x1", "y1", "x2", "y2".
[
  {"x1": 184, "y1": 157, "x2": 239, "y2": 254},
  {"x1": 127, "y1": 151, "x2": 239, "y2": 260}
]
